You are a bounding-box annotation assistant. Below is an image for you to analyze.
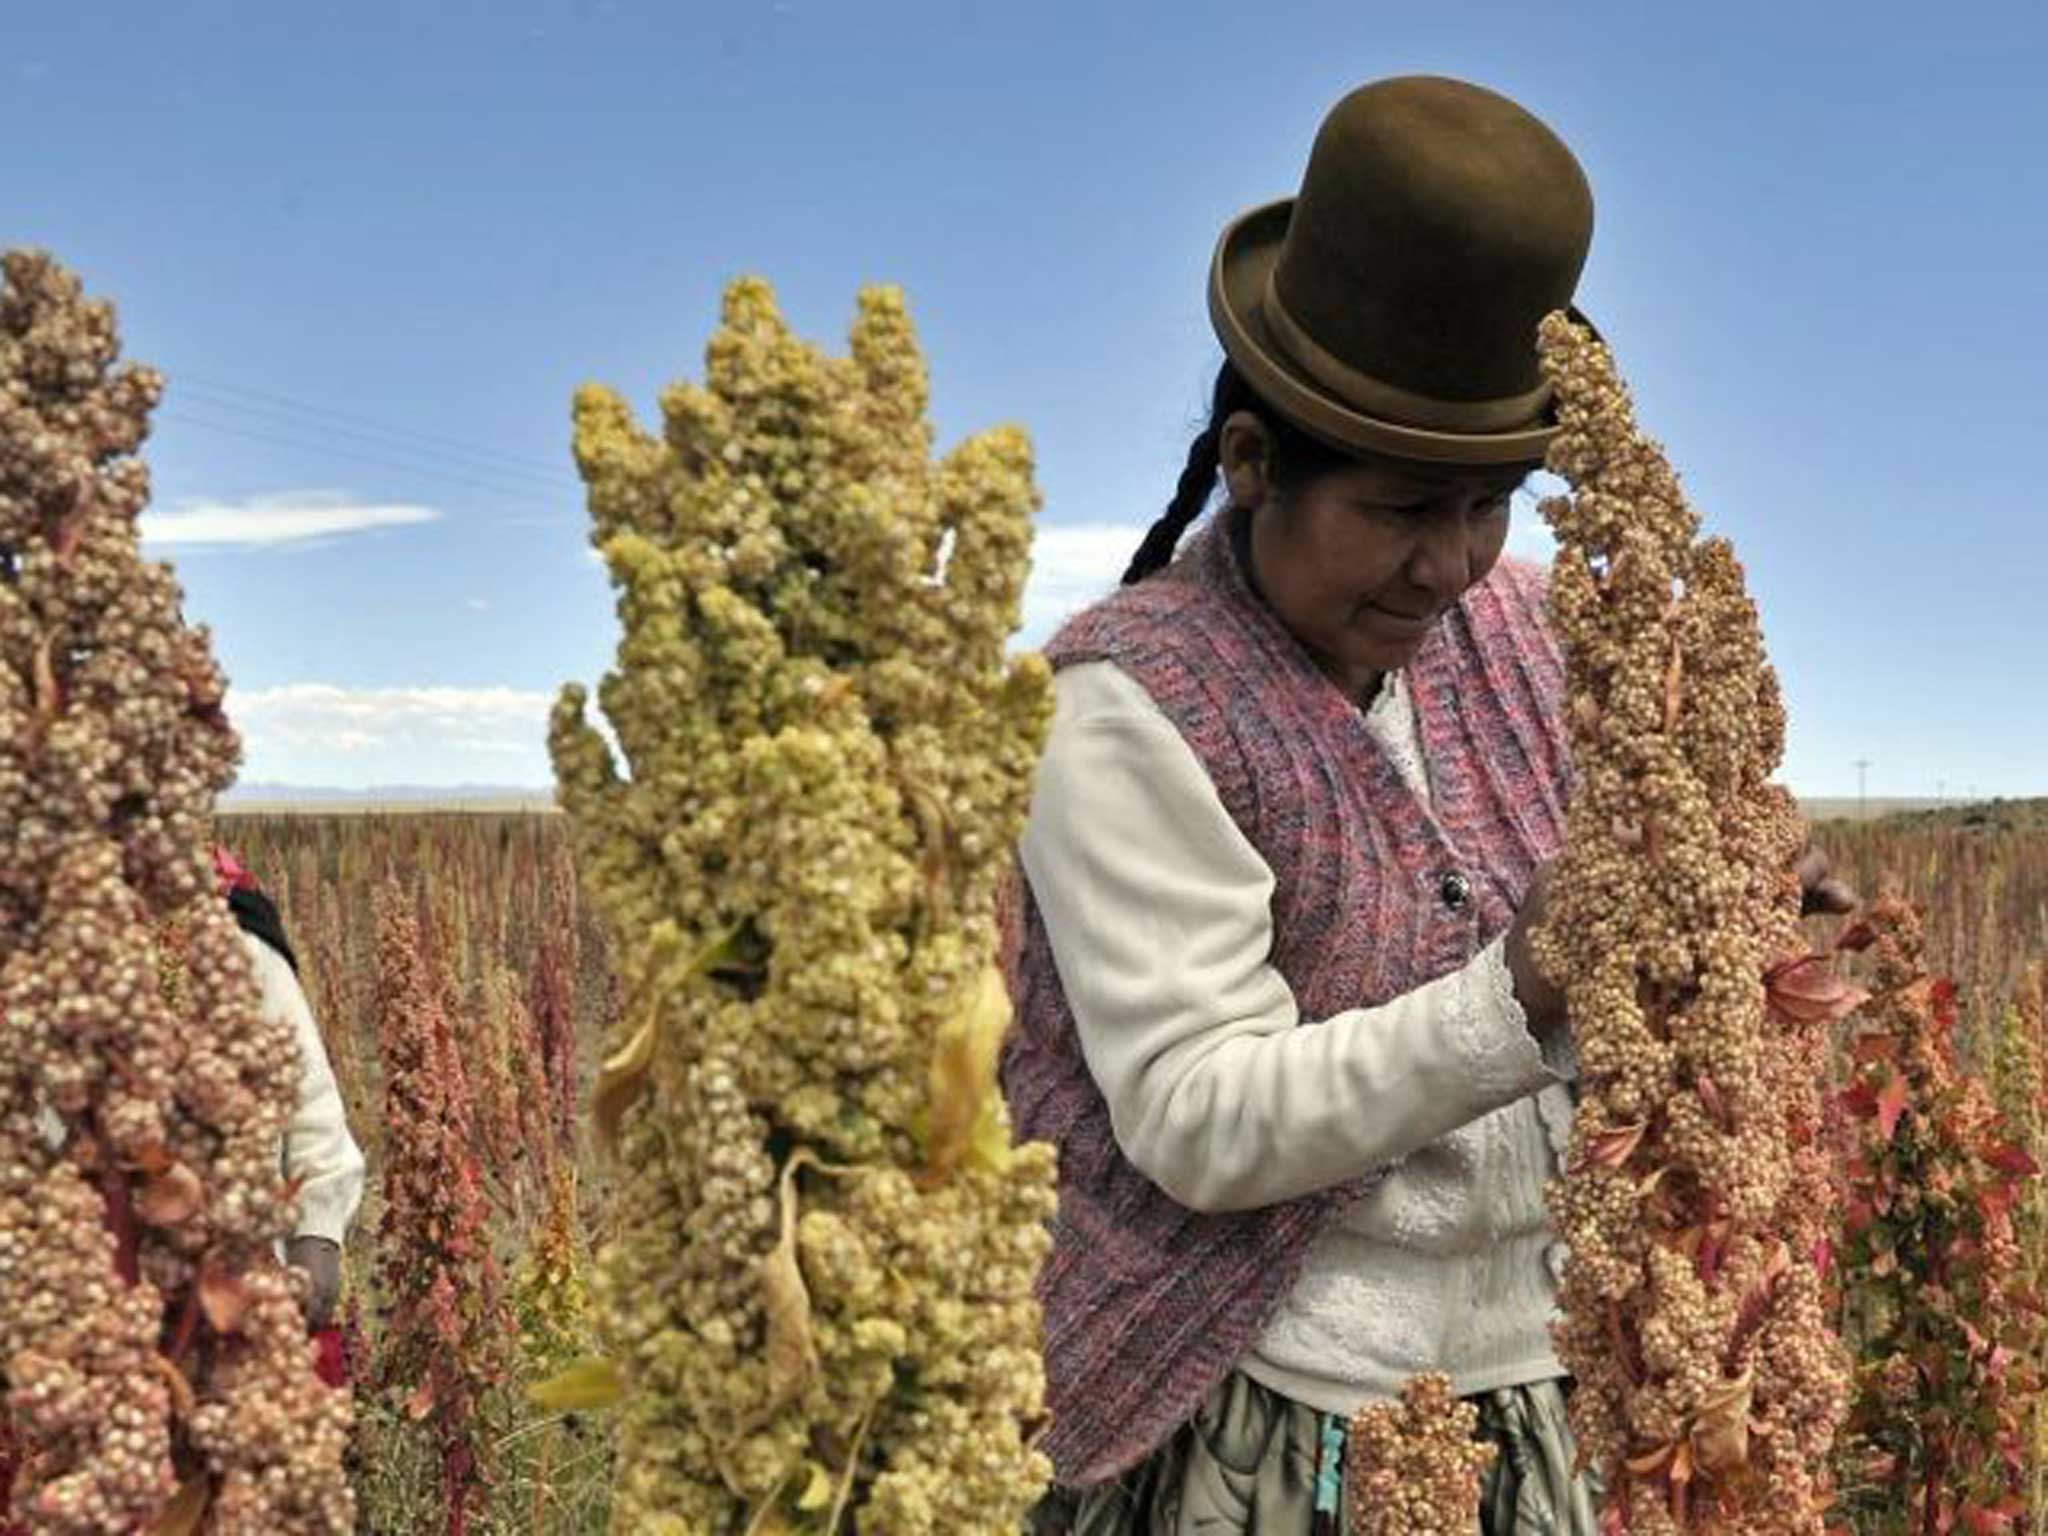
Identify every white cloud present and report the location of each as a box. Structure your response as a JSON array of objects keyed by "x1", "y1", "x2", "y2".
[
  {"x1": 141, "y1": 491, "x2": 440, "y2": 547},
  {"x1": 1505, "y1": 500, "x2": 1559, "y2": 565},
  {"x1": 465, "y1": 596, "x2": 490, "y2": 611},
  {"x1": 1505, "y1": 474, "x2": 1568, "y2": 566},
  {"x1": 1017, "y1": 521, "x2": 1146, "y2": 650},
  {"x1": 227, "y1": 683, "x2": 554, "y2": 785}
]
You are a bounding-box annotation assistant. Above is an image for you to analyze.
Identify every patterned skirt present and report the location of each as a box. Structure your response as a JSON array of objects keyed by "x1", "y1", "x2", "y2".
[{"x1": 1026, "y1": 1371, "x2": 1602, "y2": 1536}]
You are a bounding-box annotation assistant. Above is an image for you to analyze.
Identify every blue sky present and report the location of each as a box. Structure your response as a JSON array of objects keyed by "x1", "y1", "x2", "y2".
[{"x1": 5, "y1": 1, "x2": 2044, "y2": 797}]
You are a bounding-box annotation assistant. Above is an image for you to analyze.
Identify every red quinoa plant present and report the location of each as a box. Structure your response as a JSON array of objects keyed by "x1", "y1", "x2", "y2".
[
  {"x1": 371, "y1": 882, "x2": 510, "y2": 1536},
  {"x1": 527, "y1": 868, "x2": 580, "y2": 1159},
  {"x1": 1828, "y1": 895, "x2": 2041, "y2": 1535}
]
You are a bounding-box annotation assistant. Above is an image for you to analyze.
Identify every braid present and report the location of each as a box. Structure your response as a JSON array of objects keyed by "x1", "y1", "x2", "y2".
[
  {"x1": 1122, "y1": 363, "x2": 1247, "y2": 585},
  {"x1": 1120, "y1": 360, "x2": 1357, "y2": 585},
  {"x1": 1121, "y1": 420, "x2": 1221, "y2": 585}
]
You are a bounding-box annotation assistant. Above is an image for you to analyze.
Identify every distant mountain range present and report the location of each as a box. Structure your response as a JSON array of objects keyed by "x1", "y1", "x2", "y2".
[
  {"x1": 221, "y1": 782, "x2": 555, "y2": 810},
  {"x1": 216, "y1": 785, "x2": 2028, "y2": 820}
]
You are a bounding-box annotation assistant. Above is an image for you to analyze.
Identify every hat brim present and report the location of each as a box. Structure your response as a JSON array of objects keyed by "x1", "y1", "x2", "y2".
[{"x1": 1208, "y1": 198, "x2": 1597, "y2": 467}]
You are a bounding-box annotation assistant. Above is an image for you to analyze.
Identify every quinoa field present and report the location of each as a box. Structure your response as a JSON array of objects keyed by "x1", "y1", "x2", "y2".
[
  {"x1": 6, "y1": 252, "x2": 2044, "y2": 1535},
  {"x1": 169, "y1": 798, "x2": 2048, "y2": 1535}
]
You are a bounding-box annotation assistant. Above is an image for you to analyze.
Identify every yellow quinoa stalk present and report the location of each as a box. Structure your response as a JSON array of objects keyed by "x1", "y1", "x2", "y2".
[
  {"x1": 1532, "y1": 313, "x2": 1853, "y2": 1533},
  {"x1": 1345, "y1": 1374, "x2": 1495, "y2": 1534},
  {"x1": 549, "y1": 276, "x2": 1056, "y2": 1533},
  {"x1": 0, "y1": 249, "x2": 352, "y2": 1531},
  {"x1": 515, "y1": 1161, "x2": 592, "y2": 1377}
]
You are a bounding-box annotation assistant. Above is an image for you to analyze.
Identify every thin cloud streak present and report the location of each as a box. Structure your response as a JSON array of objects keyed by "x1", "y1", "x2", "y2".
[{"x1": 141, "y1": 491, "x2": 441, "y2": 547}]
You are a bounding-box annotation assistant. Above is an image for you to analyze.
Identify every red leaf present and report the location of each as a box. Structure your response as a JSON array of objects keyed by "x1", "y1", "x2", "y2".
[
  {"x1": 196, "y1": 1264, "x2": 249, "y2": 1334},
  {"x1": 1575, "y1": 1121, "x2": 1648, "y2": 1172},
  {"x1": 1981, "y1": 1141, "x2": 2040, "y2": 1179},
  {"x1": 1834, "y1": 918, "x2": 1879, "y2": 953},
  {"x1": 404, "y1": 1377, "x2": 436, "y2": 1421},
  {"x1": 1960, "y1": 1499, "x2": 2018, "y2": 1534},
  {"x1": 1843, "y1": 1197, "x2": 1874, "y2": 1237},
  {"x1": 1930, "y1": 976, "x2": 1960, "y2": 1029},
  {"x1": 1694, "y1": 1221, "x2": 1733, "y2": 1286},
  {"x1": 1875, "y1": 1066, "x2": 1910, "y2": 1144},
  {"x1": 135, "y1": 1163, "x2": 204, "y2": 1227},
  {"x1": 1695, "y1": 1073, "x2": 1728, "y2": 1128},
  {"x1": 1765, "y1": 953, "x2": 1869, "y2": 1026},
  {"x1": 1839, "y1": 1079, "x2": 1880, "y2": 1119},
  {"x1": 1978, "y1": 1182, "x2": 2020, "y2": 1222}
]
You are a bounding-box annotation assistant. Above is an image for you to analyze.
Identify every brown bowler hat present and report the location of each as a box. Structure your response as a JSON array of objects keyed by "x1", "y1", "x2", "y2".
[{"x1": 1209, "y1": 76, "x2": 1596, "y2": 466}]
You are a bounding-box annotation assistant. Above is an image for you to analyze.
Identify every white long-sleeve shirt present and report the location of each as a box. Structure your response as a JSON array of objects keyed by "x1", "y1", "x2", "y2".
[
  {"x1": 36, "y1": 927, "x2": 366, "y2": 1246},
  {"x1": 245, "y1": 929, "x2": 366, "y2": 1245},
  {"x1": 1019, "y1": 659, "x2": 1576, "y2": 1410}
]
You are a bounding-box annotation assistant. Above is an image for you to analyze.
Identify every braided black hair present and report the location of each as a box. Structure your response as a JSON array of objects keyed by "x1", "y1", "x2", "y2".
[{"x1": 1121, "y1": 361, "x2": 1354, "y2": 585}]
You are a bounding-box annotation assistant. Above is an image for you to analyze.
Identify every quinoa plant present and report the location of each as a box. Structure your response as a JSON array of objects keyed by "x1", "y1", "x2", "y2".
[
  {"x1": 1829, "y1": 897, "x2": 2039, "y2": 1534},
  {"x1": 1345, "y1": 1375, "x2": 1495, "y2": 1535},
  {"x1": 0, "y1": 249, "x2": 352, "y2": 1533},
  {"x1": 529, "y1": 874, "x2": 582, "y2": 1159},
  {"x1": 549, "y1": 277, "x2": 1056, "y2": 1533},
  {"x1": 1997, "y1": 966, "x2": 2048, "y2": 1520},
  {"x1": 1533, "y1": 313, "x2": 1855, "y2": 1532},
  {"x1": 371, "y1": 882, "x2": 510, "y2": 1535}
]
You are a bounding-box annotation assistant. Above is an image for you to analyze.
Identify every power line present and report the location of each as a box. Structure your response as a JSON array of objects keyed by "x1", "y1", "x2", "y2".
[
  {"x1": 171, "y1": 380, "x2": 581, "y2": 492},
  {"x1": 155, "y1": 411, "x2": 580, "y2": 515},
  {"x1": 173, "y1": 371, "x2": 581, "y2": 484}
]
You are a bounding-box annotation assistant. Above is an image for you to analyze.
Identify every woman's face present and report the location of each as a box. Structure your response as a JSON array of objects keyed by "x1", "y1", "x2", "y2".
[{"x1": 1220, "y1": 412, "x2": 1529, "y2": 700}]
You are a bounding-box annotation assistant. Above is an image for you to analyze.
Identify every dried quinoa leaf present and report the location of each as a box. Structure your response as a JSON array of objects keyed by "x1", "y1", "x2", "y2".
[{"x1": 925, "y1": 964, "x2": 1014, "y2": 1179}]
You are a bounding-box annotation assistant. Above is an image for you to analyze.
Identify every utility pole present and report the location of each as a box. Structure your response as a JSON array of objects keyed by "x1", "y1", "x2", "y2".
[{"x1": 1853, "y1": 758, "x2": 1872, "y2": 820}]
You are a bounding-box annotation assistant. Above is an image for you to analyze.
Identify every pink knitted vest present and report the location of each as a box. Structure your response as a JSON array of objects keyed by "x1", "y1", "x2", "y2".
[{"x1": 999, "y1": 507, "x2": 1573, "y2": 1488}]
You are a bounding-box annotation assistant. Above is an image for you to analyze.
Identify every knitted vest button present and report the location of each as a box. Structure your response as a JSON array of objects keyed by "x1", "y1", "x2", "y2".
[{"x1": 1439, "y1": 871, "x2": 1472, "y2": 911}]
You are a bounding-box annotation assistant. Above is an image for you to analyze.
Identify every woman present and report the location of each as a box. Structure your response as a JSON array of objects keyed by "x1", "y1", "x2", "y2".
[{"x1": 999, "y1": 76, "x2": 1850, "y2": 1534}]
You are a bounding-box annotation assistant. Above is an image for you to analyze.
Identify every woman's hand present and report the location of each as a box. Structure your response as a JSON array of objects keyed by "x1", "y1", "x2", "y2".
[
  {"x1": 287, "y1": 1235, "x2": 342, "y2": 1331},
  {"x1": 1797, "y1": 845, "x2": 1857, "y2": 916},
  {"x1": 1507, "y1": 844, "x2": 1852, "y2": 1029},
  {"x1": 1504, "y1": 861, "x2": 1566, "y2": 1029}
]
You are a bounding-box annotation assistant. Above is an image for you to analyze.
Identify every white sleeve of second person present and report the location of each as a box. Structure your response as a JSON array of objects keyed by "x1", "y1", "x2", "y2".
[
  {"x1": 239, "y1": 930, "x2": 367, "y2": 1244},
  {"x1": 1019, "y1": 660, "x2": 1564, "y2": 1215}
]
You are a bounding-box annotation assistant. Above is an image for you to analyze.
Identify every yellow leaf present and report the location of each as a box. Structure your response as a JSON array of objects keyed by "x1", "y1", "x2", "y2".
[
  {"x1": 593, "y1": 922, "x2": 753, "y2": 1152},
  {"x1": 761, "y1": 1151, "x2": 819, "y2": 1404},
  {"x1": 967, "y1": 1100, "x2": 1016, "y2": 1174},
  {"x1": 527, "y1": 1357, "x2": 626, "y2": 1412},
  {"x1": 592, "y1": 1012, "x2": 658, "y2": 1151},
  {"x1": 926, "y1": 965, "x2": 1013, "y2": 1179},
  {"x1": 795, "y1": 1460, "x2": 833, "y2": 1511}
]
